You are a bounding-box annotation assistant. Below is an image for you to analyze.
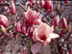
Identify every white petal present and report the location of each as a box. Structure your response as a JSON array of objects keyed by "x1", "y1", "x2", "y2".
[{"x1": 49, "y1": 33, "x2": 59, "y2": 39}]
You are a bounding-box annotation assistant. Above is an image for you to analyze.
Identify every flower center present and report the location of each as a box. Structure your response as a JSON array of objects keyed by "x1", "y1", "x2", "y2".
[{"x1": 40, "y1": 35, "x2": 47, "y2": 41}]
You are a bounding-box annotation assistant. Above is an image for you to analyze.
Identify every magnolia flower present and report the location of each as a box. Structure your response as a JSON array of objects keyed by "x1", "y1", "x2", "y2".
[
  {"x1": 24, "y1": 9, "x2": 42, "y2": 25},
  {"x1": 0, "y1": 14, "x2": 8, "y2": 28},
  {"x1": 62, "y1": 17, "x2": 67, "y2": 29},
  {"x1": 44, "y1": 0, "x2": 53, "y2": 12},
  {"x1": 11, "y1": 1, "x2": 16, "y2": 14},
  {"x1": 31, "y1": 22, "x2": 59, "y2": 53},
  {"x1": 53, "y1": 15, "x2": 60, "y2": 27}
]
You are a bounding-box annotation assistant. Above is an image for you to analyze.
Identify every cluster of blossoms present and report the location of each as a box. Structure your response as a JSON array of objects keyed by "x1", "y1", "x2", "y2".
[
  {"x1": 0, "y1": 0, "x2": 70, "y2": 54},
  {"x1": 23, "y1": 8, "x2": 59, "y2": 53}
]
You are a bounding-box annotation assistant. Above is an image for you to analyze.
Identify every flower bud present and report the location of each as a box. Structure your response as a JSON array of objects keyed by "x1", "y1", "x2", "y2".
[
  {"x1": 30, "y1": 0, "x2": 34, "y2": 3},
  {"x1": 53, "y1": 15, "x2": 60, "y2": 27},
  {"x1": 64, "y1": 1, "x2": 68, "y2": 4},
  {"x1": 15, "y1": 21, "x2": 21, "y2": 32},
  {"x1": 15, "y1": 34, "x2": 18, "y2": 40},
  {"x1": 70, "y1": 50, "x2": 72, "y2": 54},
  {"x1": 21, "y1": 21, "x2": 27, "y2": 35},
  {"x1": 44, "y1": 0, "x2": 53, "y2": 12},
  {"x1": 23, "y1": 47, "x2": 26, "y2": 54},
  {"x1": 28, "y1": 26, "x2": 34, "y2": 38},
  {"x1": 71, "y1": 19, "x2": 72, "y2": 22},
  {"x1": 62, "y1": 17, "x2": 67, "y2": 29},
  {"x1": 40, "y1": 0, "x2": 45, "y2": 8},
  {"x1": 0, "y1": 0, "x2": 2, "y2": 3},
  {"x1": 1, "y1": 25, "x2": 7, "y2": 35},
  {"x1": 11, "y1": 1, "x2": 16, "y2": 14},
  {"x1": 0, "y1": 14, "x2": 8, "y2": 28},
  {"x1": 30, "y1": 0, "x2": 36, "y2": 6},
  {"x1": 56, "y1": 3, "x2": 61, "y2": 11},
  {"x1": 4, "y1": 6, "x2": 8, "y2": 11}
]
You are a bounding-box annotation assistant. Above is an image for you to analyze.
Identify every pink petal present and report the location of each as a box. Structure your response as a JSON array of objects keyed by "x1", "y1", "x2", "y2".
[
  {"x1": 28, "y1": 26, "x2": 34, "y2": 38},
  {"x1": 33, "y1": 28, "x2": 38, "y2": 42},
  {"x1": 31, "y1": 42, "x2": 42, "y2": 53},
  {"x1": 44, "y1": 37, "x2": 51, "y2": 47},
  {"x1": 49, "y1": 33, "x2": 59, "y2": 39},
  {"x1": 33, "y1": 19, "x2": 42, "y2": 25},
  {"x1": 50, "y1": 25, "x2": 54, "y2": 33}
]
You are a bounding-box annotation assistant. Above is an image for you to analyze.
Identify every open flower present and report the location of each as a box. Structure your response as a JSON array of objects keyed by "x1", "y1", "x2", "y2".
[
  {"x1": 24, "y1": 9, "x2": 42, "y2": 25},
  {"x1": 0, "y1": 14, "x2": 8, "y2": 28},
  {"x1": 31, "y1": 22, "x2": 59, "y2": 53}
]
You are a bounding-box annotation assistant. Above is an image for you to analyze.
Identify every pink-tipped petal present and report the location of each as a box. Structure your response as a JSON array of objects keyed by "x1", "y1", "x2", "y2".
[
  {"x1": 50, "y1": 25, "x2": 54, "y2": 33},
  {"x1": 31, "y1": 42, "x2": 42, "y2": 53},
  {"x1": 44, "y1": 37, "x2": 51, "y2": 47}
]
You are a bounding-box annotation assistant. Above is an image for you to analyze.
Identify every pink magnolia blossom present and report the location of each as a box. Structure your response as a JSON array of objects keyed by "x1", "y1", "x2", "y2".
[
  {"x1": 62, "y1": 17, "x2": 67, "y2": 29},
  {"x1": 31, "y1": 23, "x2": 59, "y2": 53},
  {"x1": 53, "y1": 15, "x2": 60, "y2": 27},
  {"x1": 0, "y1": 14, "x2": 8, "y2": 28},
  {"x1": 15, "y1": 21, "x2": 21, "y2": 32},
  {"x1": 0, "y1": 0, "x2": 2, "y2": 3},
  {"x1": 24, "y1": 9, "x2": 42, "y2": 25},
  {"x1": 21, "y1": 21, "x2": 27, "y2": 35},
  {"x1": 11, "y1": 1, "x2": 16, "y2": 14},
  {"x1": 44, "y1": 0, "x2": 53, "y2": 12}
]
